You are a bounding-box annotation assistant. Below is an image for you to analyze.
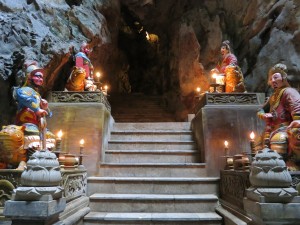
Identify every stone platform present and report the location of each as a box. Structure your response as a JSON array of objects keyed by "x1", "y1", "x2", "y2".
[
  {"x1": 47, "y1": 91, "x2": 113, "y2": 176},
  {"x1": 192, "y1": 93, "x2": 265, "y2": 176}
]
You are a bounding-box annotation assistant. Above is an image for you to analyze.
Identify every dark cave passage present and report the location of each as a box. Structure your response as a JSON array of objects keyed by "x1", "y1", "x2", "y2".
[{"x1": 118, "y1": 5, "x2": 163, "y2": 95}]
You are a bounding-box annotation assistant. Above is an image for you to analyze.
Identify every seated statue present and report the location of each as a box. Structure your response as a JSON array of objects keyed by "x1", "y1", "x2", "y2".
[
  {"x1": 211, "y1": 40, "x2": 246, "y2": 93},
  {"x1": 64, "y1": 42, "x2": 98, "y2": 92},
  {"x1": 257, "y1": 63, "x2": 300, "y2": 170},
  {"x1": 0, "y1": 61, "x2": 55, "y2": 169}
]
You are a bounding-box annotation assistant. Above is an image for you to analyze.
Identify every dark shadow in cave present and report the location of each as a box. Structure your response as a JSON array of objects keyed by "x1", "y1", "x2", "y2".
[{"x1": 118, "y1": 5, "x2": 162, "y2": 95}]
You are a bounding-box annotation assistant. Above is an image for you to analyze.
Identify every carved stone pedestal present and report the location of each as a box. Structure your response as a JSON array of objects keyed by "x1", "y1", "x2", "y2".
[
  {"x1": 4, "y1": 198, "x2": 66, "y2": 225},
  {"x1": 243, "y1": 197, "x2": 300, "y2": 225}
]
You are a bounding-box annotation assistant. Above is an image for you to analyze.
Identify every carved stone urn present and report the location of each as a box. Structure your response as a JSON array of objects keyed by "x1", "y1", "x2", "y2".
[
  {"x1": 247, "y1": 146, "x2": 298, "y2": 203},
  {"x1": 13, "y1": 149, "x2": 63, "y2": 201},
  {"x1": 250, "y1": 147, "x2": 291, "y2": 187},
  {"x1": 21, "y1": 149, "x2": 61, "y2": 186}
]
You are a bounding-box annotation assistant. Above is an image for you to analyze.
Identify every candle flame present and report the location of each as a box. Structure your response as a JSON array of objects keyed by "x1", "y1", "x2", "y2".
[
  {"x1": 250, "y1": 131, "x2": 255, "y2": 140},
  {"x1": 104, "y1": 85, "x2": 108, "y2": 90},
  {"x1": 224, "y1": 140, "x2": 228, "y2": 147},
  {"x1": 96, "y1": 72, "x2": 101, "y2": 78},
  {"x1": 80, "y1": 139, "x2": 85, "y2": 146},
  {"x1": 146, "y1": 31, "x2": 150, "y2": 40},
  {"x1": 212, "y1": 73, "x2": 218, "y2": 79},
  {"x1": 196, "y1": 87, "x2": 201, "y2": 92},
  {"x1": 57, "y1": 130, "x2": 63, "y2": 138}
]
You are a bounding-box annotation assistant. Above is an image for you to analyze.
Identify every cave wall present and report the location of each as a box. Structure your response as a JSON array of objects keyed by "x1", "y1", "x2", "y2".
[
  {"x1": 0, "y1": 0, "x2": 299, "y2": 124},
  {"x1": 122, "y1": 0, "x2": 300, "y2": 120}
]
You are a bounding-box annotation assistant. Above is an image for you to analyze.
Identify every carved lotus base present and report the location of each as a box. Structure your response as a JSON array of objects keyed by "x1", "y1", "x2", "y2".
[
  {"x1": 13, "y1": 186, "x2": 63, "y2": 201},
  {"x1": 246, "y1": 186, "x2": 300, "y2": 203}
]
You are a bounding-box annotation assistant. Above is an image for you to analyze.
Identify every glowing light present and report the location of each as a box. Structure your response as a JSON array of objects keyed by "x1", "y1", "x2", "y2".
[
  {"x1": 80, "y1": 139, "x2": 85, "y2": 147},
  {"x1": 57, "y1": 130, "x2": 63, "y2": 139},
  {"x1": 196, "y1": 87, "x2": 201, "y2": 93},
  {"x1": 224, "y1": 141, "x2": 229, "y2": 148},
  {"x1": 250, "y1": 131, "x2": 255, "y2": 140}
]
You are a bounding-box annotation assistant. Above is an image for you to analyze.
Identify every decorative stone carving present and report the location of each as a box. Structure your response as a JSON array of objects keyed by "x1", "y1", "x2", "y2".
[
  {"x1": 250, "y1": 147, "x2": 291, "y2": 187},
  {"x1": 49, "y1": 91, "x2": 111, "y2": 112},
  {"x1": 247, "y1": 147, "x2": 298, "y2": 203},
  {"x1": 61, "y1": 170, "x2": 87, "y2": 201},
  {"x1": 13, "y1": 149, "x2": 63, "y2": 201},
  {"x1": 220, "y1": 170, "x2": 251, "y2": 210},
  {"x1": 207, "y1": 93, "x2": 259, "y2": 105}
]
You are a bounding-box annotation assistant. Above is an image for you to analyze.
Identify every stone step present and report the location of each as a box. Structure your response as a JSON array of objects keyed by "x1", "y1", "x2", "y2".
[
  {"x1": 112, "y1": 117, "x2": 177, "y2": 122},
  {"x1": 89, "y1": 194, "x2": 219, "y2": 213},
  {"x1": 107, "y1": 140, "x2": 197, "y2": 150},
  {"x1": 105, "y1": 150, "x2": 200, "y2": 163},
  {"x1": 87, "y1": 177, "x2": 219, "y2": 196},
  {"x1": 84, "y1": 212, "x2": 222, "y2": 225},
  {"x1": 98, "y1": 163, "x2": 206, "y2": 177},
  {"x1": 110, "y1": 130, "x2": 193, "y2": 141},
  {"x1": 112, "y1": 122, "x2": 191, "y2": 131}
]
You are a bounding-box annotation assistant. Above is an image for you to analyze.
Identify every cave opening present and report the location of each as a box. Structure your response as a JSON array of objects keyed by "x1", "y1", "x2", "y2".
[{"x1": 118, "y1": 5, "x2": 163, "y2": 96}]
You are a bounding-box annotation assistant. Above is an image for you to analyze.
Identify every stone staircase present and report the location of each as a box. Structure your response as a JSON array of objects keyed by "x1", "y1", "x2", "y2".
[
  {"x1": 108, "y1": 93, "x2": 176, "y2": 122},
  {"x1": 84, "y1": 122, "x2": 222, "y2": 224}
]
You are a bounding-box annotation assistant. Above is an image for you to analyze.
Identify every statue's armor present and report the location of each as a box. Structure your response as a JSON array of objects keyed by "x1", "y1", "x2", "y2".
[
  {"x1": 15, "y1": 86, "x2": 41, "y2": 127},
  {"x1": 262, "y1": 87, "x2": 300, "y2": 157}
]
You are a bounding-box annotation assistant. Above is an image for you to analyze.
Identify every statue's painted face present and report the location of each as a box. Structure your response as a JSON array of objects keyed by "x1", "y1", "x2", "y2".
[
  {"x1": 270, "y1": 72, "x2": 284, "y2": 89},
  {"x1": 31, "y1": 72, "x2": 44, "y2": 87},
  {"x1": 221, "y1": 46, "x2": 229, "y2": 56},
  {"x1": 81, "y1": 44, "x2": 91, "y2": 55}
]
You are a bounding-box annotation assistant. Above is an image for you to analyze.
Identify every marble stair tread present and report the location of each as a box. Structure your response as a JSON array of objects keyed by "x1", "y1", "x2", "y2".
[
  {"x1": 85, "y1": 212, "x2": 222, "y2": 221},
  {"x1": 105, "y1": 150, "x2": 198, "y2": 153},
  {"x1": 108, "y1": 140, "x2": 195, "y2": 144},
  {"x1": 112, "y1": 122, "x2": 191, "y2": 130},
  {"x1": 88, "y1": 176, "x2": 219, "y2": 182},
  {"x1": 90, "y1": 193, "x2": 218, "y2": 201},
  {"x1": 100, "y1": 162, "x2": 206, "y2": 167},
  {"x1": 111, "y1": 130, "x2": 193, "y2": 133}
]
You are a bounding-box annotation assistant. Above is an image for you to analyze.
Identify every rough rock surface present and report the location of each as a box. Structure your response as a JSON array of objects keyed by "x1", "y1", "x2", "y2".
[{"x1": 0, "y1": 0, "x2": 299, "y2": 124}]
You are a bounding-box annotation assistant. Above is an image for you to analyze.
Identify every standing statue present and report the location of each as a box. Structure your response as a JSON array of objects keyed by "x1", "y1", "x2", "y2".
[
  {"x1": 257, "y1": 63, "x2": 300, "y2": 170},
  {"x1": 211, "y1": 40, "x2": 246, "y2": 93},
  {"x1": 0, "y1": 61, "x2": 55, "y2": 169}
]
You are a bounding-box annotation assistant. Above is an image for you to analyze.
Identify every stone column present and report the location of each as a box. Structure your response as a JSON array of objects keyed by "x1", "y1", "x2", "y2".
[
  {"x1": 3, "y1": 149, "x2": 66, "y2": 225},
  {"x1": 243, "y1": 147, "x2": 300, "y2": 225}
]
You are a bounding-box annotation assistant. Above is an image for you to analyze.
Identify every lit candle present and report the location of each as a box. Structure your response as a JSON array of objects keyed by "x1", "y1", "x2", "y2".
[
  {"x1": 79, "y1": 139, "x2": 84, "y2": 166},
  {"x1": 250, "y1": 131, "x2": 255, "y2": 155},
  {"x1": 80, "y1": 139, "x2": 85, "y2": 148},
  {"x1": 95, "y1": 72, "x2": 101, "y2": 82},
  {"x1": 212, "y1": 73, "x2": 217, "y2": 84},
  {"x1": 196, "y1": 87, "x2": 201, "y2": 93},
  {"x1": 224, "y1": 140, "x2": 229, "y2": 156},
  {"x1": 56, "y1": 130, "x2": 63, "y2": 152},
  {"x1": 103, "y1": 85, "x2": 108, "y2": 95}
]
